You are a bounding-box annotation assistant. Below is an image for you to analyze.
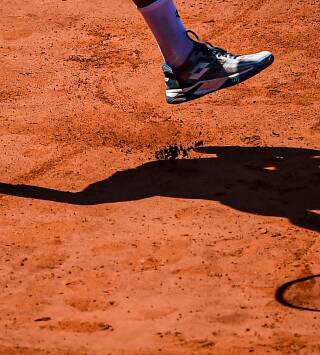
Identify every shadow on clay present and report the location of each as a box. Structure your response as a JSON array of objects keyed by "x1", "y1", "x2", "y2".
[
  {"x1": 0, "y1": 146, "x2": 319, "y2": 232},
  {"x1": 275, "y1": 274, "x2": 320, "y2": 312}
]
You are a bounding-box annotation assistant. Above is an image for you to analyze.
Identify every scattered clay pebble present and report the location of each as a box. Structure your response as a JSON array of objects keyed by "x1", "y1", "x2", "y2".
[
  {"x1": 99, "y1": 323, "x2": 114, "y2": 331},
  {"x1": 155, "y1": 141, "x2": 204, "y2": 161},
  {"x1": 34, "y1": 317, "x2": 51, "y2": 322}
]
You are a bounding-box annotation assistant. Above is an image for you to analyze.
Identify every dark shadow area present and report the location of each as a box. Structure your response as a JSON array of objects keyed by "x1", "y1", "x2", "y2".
[
  {"x1": 0, "y1": 146, "x2": 319, "y2": 231},
  {"x1": 275, "y1": 274, "x2": 320, "y2": 312}
]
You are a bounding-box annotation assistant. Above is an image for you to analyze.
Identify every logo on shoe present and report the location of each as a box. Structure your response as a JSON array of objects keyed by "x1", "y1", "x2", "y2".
[{"x1": 189, "y1": 63, "x2": 211, "y2": 80}]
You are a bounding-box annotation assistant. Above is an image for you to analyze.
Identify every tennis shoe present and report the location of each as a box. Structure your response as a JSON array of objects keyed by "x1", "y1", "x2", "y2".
[{"x1": 164, "y1": 30, "x2": 274, "y2": 104}]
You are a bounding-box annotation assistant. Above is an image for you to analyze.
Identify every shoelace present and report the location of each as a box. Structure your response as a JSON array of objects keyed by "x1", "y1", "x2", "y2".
[{"x1": 186, "y1": 30, "x2": 238, "y2": 60}]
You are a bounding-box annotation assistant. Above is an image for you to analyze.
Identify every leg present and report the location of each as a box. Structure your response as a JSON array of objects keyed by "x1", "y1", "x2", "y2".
[
  {"x1": 132, "y1": 0, "x2": 157, "y2": 8},
  {"x1": 133, "y1": 0, "x2": 194, "y2": 68}
]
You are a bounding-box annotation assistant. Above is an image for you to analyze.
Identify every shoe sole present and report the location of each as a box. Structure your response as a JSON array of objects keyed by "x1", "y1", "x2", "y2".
[{"x1": 166, "y1": 54, "x2": 274, "y2": 104}]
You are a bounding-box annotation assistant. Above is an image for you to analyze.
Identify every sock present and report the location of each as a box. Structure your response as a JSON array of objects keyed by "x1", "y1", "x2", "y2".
[{"x1": 138, "y1": 0, "x2": 194, "y2": 68}]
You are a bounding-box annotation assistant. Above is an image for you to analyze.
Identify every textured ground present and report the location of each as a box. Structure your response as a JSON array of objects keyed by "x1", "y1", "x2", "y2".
[{"x1": 0, "y1": 0, "x2": 319, "y2": 354}]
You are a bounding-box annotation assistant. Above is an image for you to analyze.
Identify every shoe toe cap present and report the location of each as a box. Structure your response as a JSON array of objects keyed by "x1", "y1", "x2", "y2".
[{"x1": 239, "y1": 50, "x2": 273, "y2": 62}]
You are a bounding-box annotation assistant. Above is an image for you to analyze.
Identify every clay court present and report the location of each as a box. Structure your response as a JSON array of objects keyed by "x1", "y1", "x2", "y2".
[{"x1": 0, "y1": 0, "x2": 319, "y2": 353}]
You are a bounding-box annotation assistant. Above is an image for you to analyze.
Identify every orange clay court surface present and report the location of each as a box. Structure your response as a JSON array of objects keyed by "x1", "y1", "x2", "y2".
[{"x1": 0, "y1": 0, "x2": 319, "y2": 354}]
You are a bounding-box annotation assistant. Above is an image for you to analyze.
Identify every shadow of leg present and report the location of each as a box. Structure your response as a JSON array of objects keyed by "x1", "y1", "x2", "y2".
[{"x1": 289, "y1": 210, "x2": 320, "y2": 232}]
